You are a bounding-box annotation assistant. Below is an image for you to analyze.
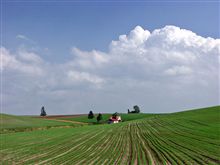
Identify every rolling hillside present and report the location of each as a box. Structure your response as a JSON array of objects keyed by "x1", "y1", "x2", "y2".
[
  {"x1": 0, "y1": 114, "x2": 79, "y2": 133},
  {"x1": 0, "y1": 106, "x2": 219, "y2": 164}
]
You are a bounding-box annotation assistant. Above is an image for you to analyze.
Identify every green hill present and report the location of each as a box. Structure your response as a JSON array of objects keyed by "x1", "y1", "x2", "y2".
[
  {"x1": 0, "y1": 106, "x2": 219, "y2": 164},
  {"x1": 0, "y1": 114, "x2": 78, "y2": 133}
]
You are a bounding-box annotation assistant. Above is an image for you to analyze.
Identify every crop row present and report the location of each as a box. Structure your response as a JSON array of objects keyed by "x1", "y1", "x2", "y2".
[{"x1": 0, "y1": 115, "x2": 219, "y2": 164}]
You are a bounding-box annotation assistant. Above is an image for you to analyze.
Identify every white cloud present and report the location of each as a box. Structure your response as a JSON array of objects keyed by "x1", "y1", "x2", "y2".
[
  {"x1": 71, "y1": 47, "x2": 109, "y2": 69},
  {"x1": 2, "y1": 25, "x2": 220, "y2": 115},
  {"x1": 16, "y1": 34, "x2": 29, "y2": 40},
  {"x1": 164, "y1": 66, "x2": 192, "y2": 76},
  {"x1": 16, "y1": 34, "x2": 36, "y2": 45},
  {"x1": 18, "y1": 49, "x2": 43, "y2": 64},
  {"x1": 1, "y1": 47, "x2": 43, "y2": 76},
  {"x1": 67, "y1": 70, "x2": 104, "y2": 84}
]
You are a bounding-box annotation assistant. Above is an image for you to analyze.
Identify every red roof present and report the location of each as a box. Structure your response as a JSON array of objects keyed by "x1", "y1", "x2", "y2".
[{"x1": 109, "y1": 116, "x2": 121, "y2": 121}]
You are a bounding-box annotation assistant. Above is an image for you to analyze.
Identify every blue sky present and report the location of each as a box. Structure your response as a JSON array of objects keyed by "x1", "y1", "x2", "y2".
[
  {"x1": 1, "y1": 1, "x2": 220, "y2": 115},
  {"x1": 3, "y1": 1, "x2": 219, "y2": 61}
]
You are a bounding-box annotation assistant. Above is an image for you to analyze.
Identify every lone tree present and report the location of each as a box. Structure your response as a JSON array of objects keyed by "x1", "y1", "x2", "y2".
[
  {"x1": 88, "y1": 111, "x2": 94, "y2": 119},
  {"x1": 97, "y1": 113, "x2": 103, "y2": 123},
  {"x1": 127, "y1": 109, "x2": 130, "y2": 114},
  {"x1": 133, "y1": 105, "x2": 140, "y2": 113},
  {"x1": 40, "y1": 106, "x2": 47, "y2": 116}
]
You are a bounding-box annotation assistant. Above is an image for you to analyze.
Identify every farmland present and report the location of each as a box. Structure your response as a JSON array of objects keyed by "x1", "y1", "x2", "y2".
[
  {"x1": 0, "y1": 106, "x2": 220, "y2": 164},
  {"x1": 56, "y1": 113, "x2": 156, "y2": 124},
  {"x1": 0, "y1": 114, "x2": 79, "y2": 133}
]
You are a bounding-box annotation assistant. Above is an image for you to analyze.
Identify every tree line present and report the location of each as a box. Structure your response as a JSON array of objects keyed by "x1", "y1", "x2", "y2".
[
  {"x1": 88, "y1": 111, "x2": 103, "y2": 123},
  {"x1": 40, "y1": 105, "x2": 141, "y2": 121}
]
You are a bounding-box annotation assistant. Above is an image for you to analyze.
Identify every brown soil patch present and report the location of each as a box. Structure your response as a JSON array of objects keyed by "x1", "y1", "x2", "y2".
[{"x1": 44, "y1": 118, "x2": 88, "y2": 125}]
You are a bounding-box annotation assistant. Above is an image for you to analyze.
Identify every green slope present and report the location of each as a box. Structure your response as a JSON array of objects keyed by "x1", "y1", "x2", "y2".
[
  {"x1": 170, "y1": 106, "x2": 220, "y2": 123},
  {"x1": 0, "y1": 114, "x2": 78, "y2": 133},
  {"x1": 0, "y1": 106, "x2": 219, "y2": 164}
]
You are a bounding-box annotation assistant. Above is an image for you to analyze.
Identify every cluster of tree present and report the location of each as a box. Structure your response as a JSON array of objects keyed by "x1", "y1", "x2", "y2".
[
  {"x1": 127, "y1": 105, "x2": 140, "y2": 114},
  {"x1": 40, "y1": 106, "x2": 47, "y2": 116},
  {"x1": 88, "y1": 111, "x2": 103, "y2": 122}
]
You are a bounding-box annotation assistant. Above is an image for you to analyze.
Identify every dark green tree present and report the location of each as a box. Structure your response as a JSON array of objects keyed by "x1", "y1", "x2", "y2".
[
  {"x1": 88, "y1": 111, "x2": 94, "y2": 119},
  {"x1": 97, "y1": 113, "x2": 103, "y2": 122},
  {"x1": 133, "y1": 105, "x2": 140, "y2": 113},
  {"x1": 40, "y1": 106, "x2": 47, "y2": 116},
  {"x1": 112, "y1": 112, "x2": 118, "y2": 119},
  {"x1": 127, "y1": 109, "x2": 130, "y2": 114}
]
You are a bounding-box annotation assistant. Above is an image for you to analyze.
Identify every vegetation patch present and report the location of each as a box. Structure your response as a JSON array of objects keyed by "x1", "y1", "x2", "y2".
[
  {"x1": 0, "y1": 114, "x2": 80, "y2": 133},
  {"x1": 0, "y1": 106, "x2": 219, "y2": 164}
]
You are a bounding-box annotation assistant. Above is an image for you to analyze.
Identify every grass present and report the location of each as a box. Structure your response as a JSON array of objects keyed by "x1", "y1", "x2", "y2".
[
  {"x1": 0, "y1": 114, "x2": 78, "y2": 133},
  {"x1": 0, "y1": 106, "x2": 219, "y2": 164}
]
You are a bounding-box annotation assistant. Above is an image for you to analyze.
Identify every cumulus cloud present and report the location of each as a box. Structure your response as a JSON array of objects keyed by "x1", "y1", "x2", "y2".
[
  {"x1": 2, "y1": 25, "x2": 220, "y2": 115},
  {"x1": 1, "y1": 47, "x2": 43, "y2": 75}
]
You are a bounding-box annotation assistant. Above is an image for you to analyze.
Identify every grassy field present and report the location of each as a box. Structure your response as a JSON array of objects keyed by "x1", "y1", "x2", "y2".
[
  {"x1": 0, "y1": 106, "x2": 219, "y2": 164},
  {"x1": 57, "y1": 113, "x2": 156, "y2": 124},
  {"x1": 0, "y1": 114, "x2": 79, "y2": 133}
]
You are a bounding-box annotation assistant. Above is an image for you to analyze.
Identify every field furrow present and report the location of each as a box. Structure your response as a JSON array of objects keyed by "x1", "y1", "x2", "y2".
[{"x1": 1, "y1": 106, "x2": 219, "y2": 164}]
